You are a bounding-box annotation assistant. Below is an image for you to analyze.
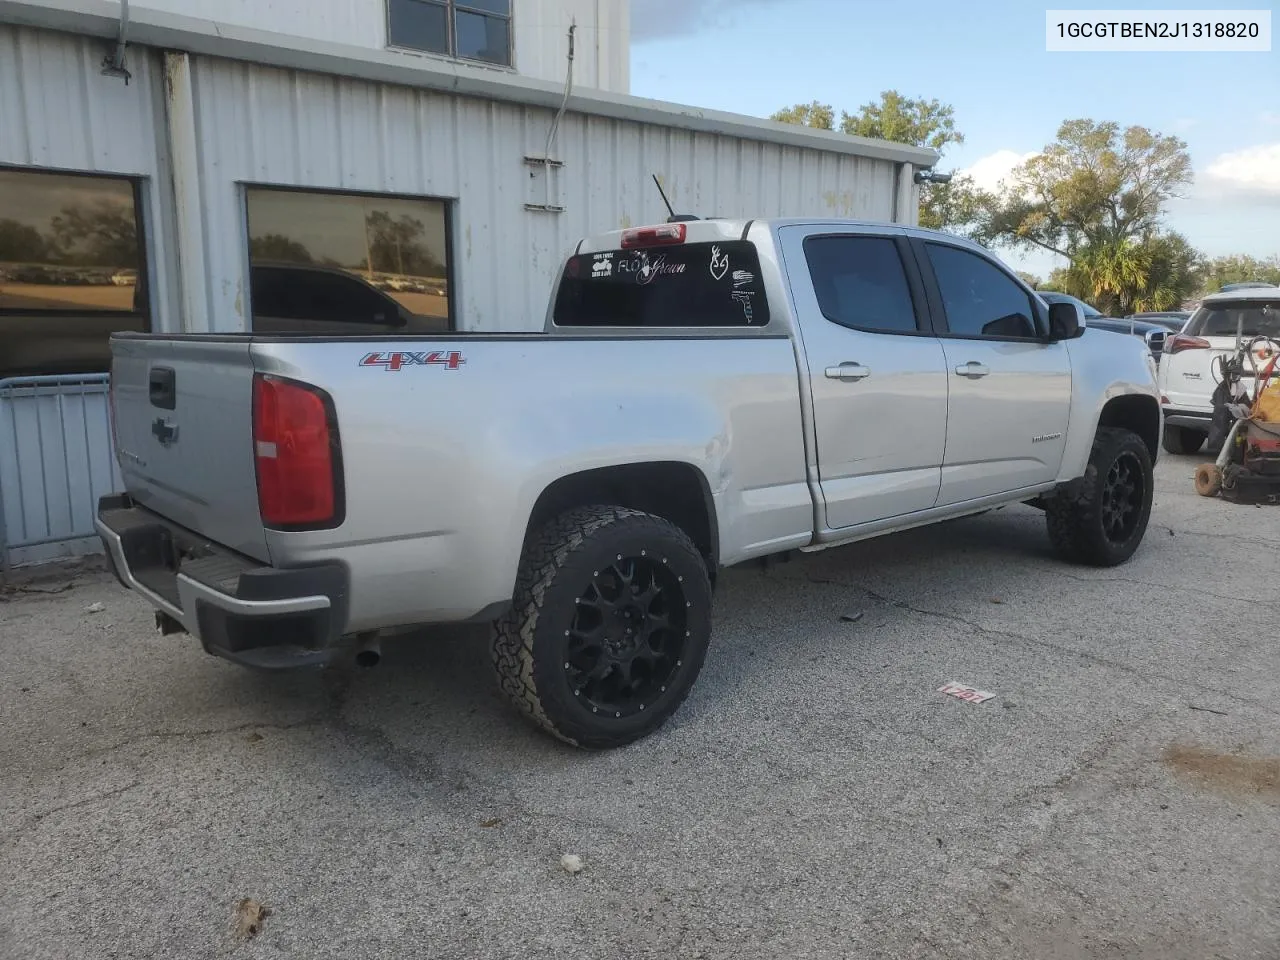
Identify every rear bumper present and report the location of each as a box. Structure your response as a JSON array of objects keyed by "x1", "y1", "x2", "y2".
[
  {"x1": 1164, "y1": 410, "x2": 1212, "y2": 430},
  {"x1": 95, "y1": 494, "x2": 350, "y2": 670}
]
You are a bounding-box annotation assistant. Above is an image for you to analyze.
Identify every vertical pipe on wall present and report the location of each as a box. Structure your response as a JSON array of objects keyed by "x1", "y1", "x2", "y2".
[{"x1": 163, "y1": 51, "x2": 210, "y2": 332}]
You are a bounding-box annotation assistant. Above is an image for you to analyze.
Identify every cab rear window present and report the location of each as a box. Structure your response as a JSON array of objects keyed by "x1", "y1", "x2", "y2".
[{"x1": 552, "y1": 240, "x2": 770, "y2": 328}]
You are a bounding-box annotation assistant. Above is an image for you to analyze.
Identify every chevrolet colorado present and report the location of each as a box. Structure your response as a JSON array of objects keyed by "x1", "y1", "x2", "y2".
[{"x1": 96, "y1": 218, "x2": 1161, "y2": 749}]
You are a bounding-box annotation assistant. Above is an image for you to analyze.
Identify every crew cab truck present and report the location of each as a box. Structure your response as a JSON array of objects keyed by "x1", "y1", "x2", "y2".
[{"x1": 96, "y1": 218, "x2": 1161, "y2": 749}]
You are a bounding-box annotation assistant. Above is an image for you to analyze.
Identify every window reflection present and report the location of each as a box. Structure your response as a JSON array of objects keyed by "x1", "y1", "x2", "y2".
[
  {"x1": 0, "y1": 167, "x2": 148, "y2": 377},
  {"x1": 245, "y1": 187, "x2": 452, "y2": 334}
]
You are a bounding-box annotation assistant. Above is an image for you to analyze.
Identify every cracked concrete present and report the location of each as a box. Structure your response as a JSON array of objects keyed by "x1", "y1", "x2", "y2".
[{"x1": 2, "y1": 453, "x2": 1279, "y2": 960}]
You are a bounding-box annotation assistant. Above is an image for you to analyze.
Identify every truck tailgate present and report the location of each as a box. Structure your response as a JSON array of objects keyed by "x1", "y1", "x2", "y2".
[{"x1": 110, "y1": 336, "x2": 269, "y2": 562}]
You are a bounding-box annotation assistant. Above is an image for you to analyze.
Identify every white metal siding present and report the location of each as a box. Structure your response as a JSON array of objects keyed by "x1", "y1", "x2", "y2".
[
  {"x1": 188, "y1": 56, "x2": 899, "y2": 333},
  {"x1": 128, "y1": 0, "x2": 631, "y2": 93},
  {"x1": 0, "y1": 23, "x2": 180, "y2": 330}
]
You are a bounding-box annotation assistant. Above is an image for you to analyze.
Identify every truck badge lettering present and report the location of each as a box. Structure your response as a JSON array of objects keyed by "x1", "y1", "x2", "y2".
[{"x1": 360, "y1": 351, "x2": 466, "y2": 372}]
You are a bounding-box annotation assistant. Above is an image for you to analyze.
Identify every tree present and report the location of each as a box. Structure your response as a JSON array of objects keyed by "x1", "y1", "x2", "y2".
[
  {"x1": 250, "y1": 233, "x2": 314, "y2": 264},
  {"x1": 769, "y1": 101, "x2": 834, "y2": 130},
  {"x1": 1016, "y1": 271, "x2": 1043, "y2": 290},
  {"x1": 771, "y1": 90, "x2": 988, "y2": 234},
  {"x1": 48, "y1": 201, "x2": 137, "y2": 267},
  {"x1": 980, "y1": 120, "x2": 1193, "y2": 260},
  {"x1": 1198, "y1": 254, "x2": 1280, "y2": 293},
  {"x1": 0, "y1": 219, "x2": 49, "y2": 263},
  {"x1": 364, "y1": 211, "x2": 444, "y2": 277},
  {"x1": 1042, "y1": 232, "x2": 1202, "y2": 314}
]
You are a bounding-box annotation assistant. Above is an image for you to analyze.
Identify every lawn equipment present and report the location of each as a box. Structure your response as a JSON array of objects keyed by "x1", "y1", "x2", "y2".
[{"x1": 1193, "y1": 320, "x2": 1280, "y2": 503}]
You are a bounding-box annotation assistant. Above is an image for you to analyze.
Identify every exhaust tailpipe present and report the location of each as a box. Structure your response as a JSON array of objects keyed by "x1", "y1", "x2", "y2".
[{"x1": 354, "y1": 633, "x2": 382, "y2": 668}]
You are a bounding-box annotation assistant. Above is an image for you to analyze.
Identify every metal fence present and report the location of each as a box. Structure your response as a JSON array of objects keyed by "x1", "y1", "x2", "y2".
[{"x1": 0, "y1": 374, "x2": 120, "y2": 570}]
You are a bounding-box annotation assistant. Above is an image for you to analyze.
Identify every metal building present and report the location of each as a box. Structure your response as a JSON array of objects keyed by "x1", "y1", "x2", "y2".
[{"x1": 0, "y1": 0, "x2": 938, "y2": 566}]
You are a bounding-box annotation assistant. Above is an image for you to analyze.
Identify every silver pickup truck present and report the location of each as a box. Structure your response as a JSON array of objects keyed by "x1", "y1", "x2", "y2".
[{"x1": 96, "y1": 218, "x2": 1161, "y2": 749}]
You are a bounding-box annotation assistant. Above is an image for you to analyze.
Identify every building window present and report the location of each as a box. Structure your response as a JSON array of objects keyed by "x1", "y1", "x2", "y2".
[
  {"x1": 387, "y1": 0, "x2": 512, "y2": 67},
  {"x1": 244, "y1": 186, "x2": 453, "y2": 334},
  {"x1": 0, "y1": 167, "x2": 149, "y2": 379}
]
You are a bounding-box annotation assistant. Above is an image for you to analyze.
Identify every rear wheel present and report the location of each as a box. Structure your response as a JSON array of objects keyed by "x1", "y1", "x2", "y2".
[
  {"x1": 491, "y1": 505, "x2": 713, "y2": 749},
  {"x1": 1045, "y1": 427, "x2": 1153, "y2": 566},
  {"x1": 1162, "y1": 425, "x2": 1206, "y2": 455}
]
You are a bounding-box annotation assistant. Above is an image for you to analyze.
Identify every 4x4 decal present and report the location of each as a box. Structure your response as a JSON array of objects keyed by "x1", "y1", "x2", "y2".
[{"x1": 360, "y1": 351, "x2": 466, "y2": 372}]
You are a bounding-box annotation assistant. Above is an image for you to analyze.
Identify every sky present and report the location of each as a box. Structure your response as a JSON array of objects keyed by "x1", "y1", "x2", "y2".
[{"x1": 628, "y1": 0, "x2": 1280, "y2": 280}]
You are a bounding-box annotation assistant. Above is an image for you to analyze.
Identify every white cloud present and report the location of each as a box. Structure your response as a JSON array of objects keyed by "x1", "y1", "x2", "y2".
[
  {"x1": 961, "y1": 149, "x2": 1038, "y2": 193},
  {"x1": 1205, "y1": 142, "x2": 1280, "y2": 196}
]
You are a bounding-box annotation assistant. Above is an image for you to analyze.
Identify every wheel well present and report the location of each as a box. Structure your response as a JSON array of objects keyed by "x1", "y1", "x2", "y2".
[
  {"x1": 1098, "y1": 394, "x2": 1161, "y2": 461},
  {"x1": 526, "y1": 462, "x2": 719, "y2": 574}
]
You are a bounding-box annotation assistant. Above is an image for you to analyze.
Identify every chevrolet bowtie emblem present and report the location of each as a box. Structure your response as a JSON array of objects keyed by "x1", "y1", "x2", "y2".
[{"x1": 151, "y1": 417, "x2": 179, "y2": 446}]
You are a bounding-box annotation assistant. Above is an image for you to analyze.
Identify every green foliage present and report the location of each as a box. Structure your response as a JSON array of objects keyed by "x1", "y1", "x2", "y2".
[
  {"x1": 771, "y1": 90, "x2": 985, "y2": 234},
  {"x1": 1198, "y1": 254, "x2": 1280, "y2": 293},
  {"x1": 979, "y1": 119, "x2": 1193, "y2": 259},
  {"x1": 769, "y1": 101, "x2": 834, "y2": 130},
  {"x1": 839, "y1": 90, "x2": 964, "y2": 154},
  {"x1": 1048, "y1": 232, "x2": 1202, "y2": 314},
  {"x1": 1015, "y1": 271, "x2": 1043, "y2": 290}
]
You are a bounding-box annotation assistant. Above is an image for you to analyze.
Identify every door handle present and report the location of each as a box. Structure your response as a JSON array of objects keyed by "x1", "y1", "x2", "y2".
[
  {"x1": 824, "y1": 362, "x2": 871, "y2": 382},
  {"x1": 954, "y1": 362, "x2": 990, "y2": 380}
]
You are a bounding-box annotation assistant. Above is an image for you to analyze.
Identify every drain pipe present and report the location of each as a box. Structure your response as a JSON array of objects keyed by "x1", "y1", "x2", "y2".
[
  {"x1": 100, "y1": 0, "x2": 131, "y2": 83},
  {"x1": 542, "y1": 20, "x2": 576, "y2": 211}
]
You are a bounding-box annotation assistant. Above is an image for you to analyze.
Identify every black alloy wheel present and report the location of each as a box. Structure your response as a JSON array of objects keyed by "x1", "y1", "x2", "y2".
[{"x1": 565, "y1": 554, "x2": 688, "y2": 719}]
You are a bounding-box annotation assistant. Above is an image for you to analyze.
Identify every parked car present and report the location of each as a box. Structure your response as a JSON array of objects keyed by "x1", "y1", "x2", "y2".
[
  {"x1": 1037, "y1": 292, "x2": 1170, "y2": 361},
  {"x1": 1126, "y1": 311, "x2": 1190, "y2": 333},
  {"x1": 1220, "y1": 281, "x2": 1278, "y2": 292},
  {"x1": 1157, "y1": 288, "x2": 1280, "y2": 454},
  {"x1": 95, "y1": 218, "x2": 1160, "y2": 749}
]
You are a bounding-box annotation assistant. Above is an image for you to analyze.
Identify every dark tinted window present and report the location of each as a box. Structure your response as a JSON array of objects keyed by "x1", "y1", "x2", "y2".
[
  {"x1": 0, "y1": 167, "x2": 149, "y2": 377},
  {"x1": 927, "y1": 243, "x2": 1039, "y2": 339},
  {"x1": 388, "y1": 0, "x2": 448, "y2": 54},
  {"x1": 554, "y1": 241, "x2": 770, "y2": 328},
  {"x1": 388, "y1": 0, "x2": 512, "y2": 66},
  {"x1": 1185, "y1": 301, "x2": 1280, "y2": 338},
  {"x1": 245, "y1": 186, "x2": 451, "y2": 333},
  {"x1": 803, "y1": 235, "x2": 919, "y2": 334}
]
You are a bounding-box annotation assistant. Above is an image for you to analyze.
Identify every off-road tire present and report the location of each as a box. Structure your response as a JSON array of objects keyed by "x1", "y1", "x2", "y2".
[
  {"x1": 1162, "y1": 424, "x2": 1206, "y2": 455},
  {"x1": 1045, "y1": 427, "x2": 1153, "y2": 567},
  {"x1": 491, "y1": 505, "x2": 713, "y2": 749}
]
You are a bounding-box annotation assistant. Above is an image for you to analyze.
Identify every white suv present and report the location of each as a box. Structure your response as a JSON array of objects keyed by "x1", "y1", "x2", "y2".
[{"x1": 1158, "y1": 288, "x2": 1280, "y2": 454}]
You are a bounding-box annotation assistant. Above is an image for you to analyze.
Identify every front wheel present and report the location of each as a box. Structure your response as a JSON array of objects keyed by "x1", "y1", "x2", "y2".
[
  {"x1": 1045, "y1": 427, "x2": 1154, "y2": 566},
  {"x1": 491, "y1": 505, "x2": 713, "y2": 749}
]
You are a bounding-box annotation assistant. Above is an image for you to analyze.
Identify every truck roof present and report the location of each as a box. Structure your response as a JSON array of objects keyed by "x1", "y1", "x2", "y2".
[
  {"x1": 1199, "y1": 287, "x2": 1280, "y2": 304},
  {"x1": 575, "y1": 218, "x2": 991, "y2": 257}
]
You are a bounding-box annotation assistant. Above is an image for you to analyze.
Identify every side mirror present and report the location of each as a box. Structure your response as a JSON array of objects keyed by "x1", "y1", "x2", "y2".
[{"x1": 1048, "y1": 302, "x2": 1085, "y2": 341}]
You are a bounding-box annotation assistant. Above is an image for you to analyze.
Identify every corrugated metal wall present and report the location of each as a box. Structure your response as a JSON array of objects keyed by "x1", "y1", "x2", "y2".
[
  {"x1": 128, "y1": 0, "x2": 631, "y2": 94},
  {"x1": 0, "y1": 24, "x2": 181, "y2": 332},
  {"x1": 188, "y1": 56, "x2": 900, "y2": 332}
]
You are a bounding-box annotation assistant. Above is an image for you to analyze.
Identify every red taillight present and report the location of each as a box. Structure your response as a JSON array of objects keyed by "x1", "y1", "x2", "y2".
[
  {"x1": 1165, "y1": 334, "x2": 1211, "y2": 355},
  {"x1": 620, "y1": 223, "x2": 686, "y2": 248},
  {"x1": 252, "y1": 374, "x2": 341, "y2": 529}
]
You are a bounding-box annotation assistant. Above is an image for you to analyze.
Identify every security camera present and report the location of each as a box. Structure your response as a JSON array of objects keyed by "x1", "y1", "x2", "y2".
[{"x1": 914, "y1": 168, "x2": 954, "y2": 185}]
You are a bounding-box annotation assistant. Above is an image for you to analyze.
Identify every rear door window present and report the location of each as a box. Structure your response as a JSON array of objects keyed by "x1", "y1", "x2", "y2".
[
  {"x1": 1185, "y1": 301, "x2": 1280, "y2": 338},
  {"x1": 802, "y1": 235, "x2": 922, "y2": 334},
  {"x1": 553, "y1": 240, "x2": 770, "y2": 328}
]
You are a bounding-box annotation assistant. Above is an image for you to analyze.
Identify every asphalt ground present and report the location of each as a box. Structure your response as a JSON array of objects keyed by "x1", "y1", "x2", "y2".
[{"x1": 3, "y1": 451, "x2": 1278, "y2": 959}]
